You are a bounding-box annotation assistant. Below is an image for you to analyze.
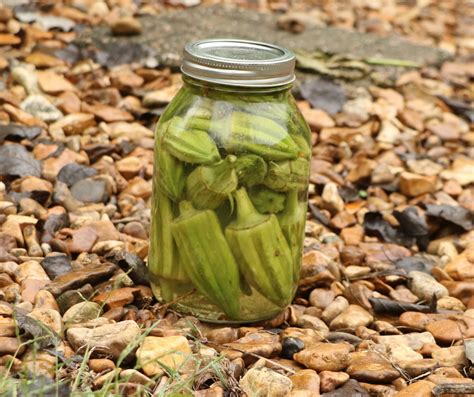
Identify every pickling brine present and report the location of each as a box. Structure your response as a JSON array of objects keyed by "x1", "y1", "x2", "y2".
[{"x1": 148, "y1": 39, "x2": 311, "y2": 323}]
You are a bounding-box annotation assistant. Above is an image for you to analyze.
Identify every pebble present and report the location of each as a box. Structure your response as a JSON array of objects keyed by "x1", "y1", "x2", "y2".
[
  {"x1": 329, "y1": 305, "x2": 373, "y2": 330},
  {"x1": 240, "y1": 366, "x2": 292, "y2": 397},
  {"x1": 319, "y1": 371, "x2": 350, "y2": 393},
  {"x1": 426, "y1": 319, "x2": 474, "y2": 344},
  {"x1": 431, "y1": 345, "x2": 468, "y2": 367},
  {"x1": 294, "y1": 342, "x2": 353, "y2": 372},
  {"x1": 136, "y1": 335, "x2": 192, "y2": 377},
  {"x1": 0, "y1": 337, "x2": 23, "y2": 355},
  {"x1": 20, "y1": 94, "x2": 63, "y2": 122},
  {"x1": 321, "y1": 379, "x2": 369, "y2": 396},
  {"x1": 34, "y1": 290, "x2": 59, "y2": 311},
  {"x1": 111, "y1": 16, "x2": 142, "y2": 36},
  {"x1": 281, "y1": 337, "x2": 305, "y2": 359},
  {"x1": 309, "y1": 288, "x2": 335, "y2": 309},
  {"x1": 346, "y1": 351, "x2": 399, "y2": 383},
  {"x1": 376, "y1": 332, "x2": 436, "y2": 351},
  {"x1": 120, "y1": 369, "x2": 154, "y2": 386},
  {"x1": 394, "y1": 380, "x2": 435, "y2": 396},
  {"x1": 22, "y1": 350, "x2": 57, "y2": 377},
  {"x1": 321, "y1": 183, "x2": 345, "y2": 214},
  {"x1": 322, "y1": 296, "x2": 349, "y2": 323},
  {"x1": 28, "y1": 308, "x2": 63, "y2": 336},
  {"x1": 41, "y1": 253, "x2": 72, "y2": 279},
  {"x1": 88, "y1": 358, "x2": 115, "y2": 373},
  {"x1": 408, "y1": 271, "x2": 449, "y2": 301},
  {"x1": 67, "y1": 320, "x2": 140, "y2": 359},
  {"x1": 290, "y1": 369, "x2": 320, "y2": 393},
  {"x1": 399, "y1": 172, "x2": 437, "y2": 197},
  {"x1": 63, "y1": 301, "x2": 102, "y2": 324},
  {"x1": 57, "y1": 163, "x2": 97, "y2": 187},
  {"x1": 70, "y1": 178, "x2": 108, "y2": 203}
]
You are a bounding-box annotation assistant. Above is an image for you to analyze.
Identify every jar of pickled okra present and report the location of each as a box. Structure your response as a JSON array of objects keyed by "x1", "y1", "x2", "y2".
[{"x1": 148, "y1": 39, "x2": 311, "y2": 323}]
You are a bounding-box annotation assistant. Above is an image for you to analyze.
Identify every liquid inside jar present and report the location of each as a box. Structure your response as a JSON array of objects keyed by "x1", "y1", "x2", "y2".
[{"x1": 148, "y1": 77, "x2": 311, "y2": 323}]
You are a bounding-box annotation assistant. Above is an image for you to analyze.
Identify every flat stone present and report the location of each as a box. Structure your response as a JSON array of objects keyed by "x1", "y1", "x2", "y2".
[
  {"x1": 240, "y1": 366, "x2": 292, "y2": 397},
  {"x1": 409, "y1": 271, "x2": 449, "y2": 301},
  {"x1": 67, "y1": 320, "x2": 140, "y2": 359},
  {"x1": 319, "y1": 371, "x2": 349, "y2": 393},
  {"x1": 34, "y1": 290, "x2": 59, "y2": 311},
  {"x1": 57, "y1": 163, "x2": 97, "y2": 187},
  {"x1": 320, "y1": 379, "x2": 369, "y2": 396},
  {"x1": 394, "y1": 381, "x2": 434, "y2": 397},
  {"x1": 329, "y1": 305, "x2": 373, "y2": 330},
  {"x1": 41, "y1": 253, "x2": 72, "y2": 279},
  {"x1": 77, "y1": 5, "x2": 449, "y2": 69},
  {"x1": 70, "y1": 178, "x2": 108, "y2": 203},
  {"x1": 224, "y1": 331, "x2": 281, "y2": 359},
  {"x1": 376, "y1": 332, "x2": 436, "y2": 351},
  {"x1": 399, "y1": 172, "x2": 437, "y2": 197},
  {"x1": 37, "y1": 71, "x2": 76, "y2": 93},
  {"x1": 294, "y1": 342, "x2": 352, "y2": 372},
  {"x1": 136, "y1": 335, "x2": 192, "y2": 377},
  {"x1": 20, "y1": 94, "x2": 62, "y2": 122},
  {"x1": 46, "y1": 263, "x2": 117, "y2": 296},
  {"x1": 346, "y1": 351, "x2": 399, "y2": 383},
  {"x1": 63, "y1": 301, "x2": 102, "y2": 324},
  {"x1": 27, "y1": 308, "x2": 63, "y2": 336},
  {"x1": 432, "y1": 345, "x2": 468, "y2": 367},
  {"x1": 0, "y1": 337, "x2": 24, "y2": 355},
  {"x1": 93, "y1": 287, "x2": 138, "y2": 309},
  {"x1": 290, "y1": 369, "x2": 320, "y2": 392}
]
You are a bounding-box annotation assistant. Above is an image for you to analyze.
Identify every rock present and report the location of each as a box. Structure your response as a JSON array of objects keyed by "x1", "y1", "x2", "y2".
[
  {"x1": 50, "y1": 113, "x2": 95, "y2": 136},
  {"x1": 70, "y1": 178, "x2": 108, "y2": 203},
  {"x1": 280, "y1": 328, "x2": 325, "y2": 346},
  {"x1": 116, "y1": 157, "x2": 143, "y2": 179},
  {"x1": 329, "y1": 305, "x2": 373, "y2": 330},
  {"x1": 34, "y1": 290, "x2": 59, "y2": 312},
  {"x1": 441, "y1": 156, "x2": 474, "y2": 186},
  {"x1": 408, "y1": 271, "x2": 449, "y2": 301},
  {"x1": 426, "y1": 319, "x2": 474, "y2": 344},
  {"x1": 297, "y1": 314, "x2": 330, "y2": 334},
  {"x1": 206, "y1": 327, "x2": 238, "y2": 344},
  {"x1": 84, "y1": 102, "x2": 133, "y2": 122},
  {"x1": 432, "y1": 345, "x2": 468, "y2": 367},
  {"x1": 0, "y1": 337, "x2": 24, "y2": 355},
  {"x1": 122, "y1": 221, "x2": 148, "y2": 239},
  {"x1": 46, "y1": 263, "x2": 117, "y2": 296},
  {"x1": 0, "y1": 318, "x2": 16, "y2": 337},
  {"x1": 290, "y1": 369, "x2": 320, "y2": 393},
  {"x1": 224, "y1": 331, "x2": 281, "y2": 359},
  {"x1": 319, "y1": 371, "x2": 349, "y2": 393},
  {"x1": 301, "y1": 108, "x2": 335, "y2": 130},
  {"x1": 67, "y1": 320, "x2": 140, "y2": 359},
  {"x1": 136, "y1": 336, "x2": 192, "y2": 377},
  {"x1": 322, "y1": 296, "x2": 349, "y2": 324},
  {"x1": 309, "y1": 289, "x2": 335, "y2": 309},
  {"x1": 399, "y1": 172, "x2": 436, "y2": 197},
  {"x1": 57, "y1": 163, "x2": 97, "y2": 187},
  {"x1": 89, "y1": 358, "x2": 115, "y2": 373},
  {"x1": 42, "y1": 148, "x2": 89, "y2": 181},
  {"x1": 385, "y1": 343, "x2": 423, "y2": 365},
  {"x1": 437, "y1": 296, "x2": 465, "y2": 311},
  {"x1": 321, "y1": 183, "x2": 344, "y2": 214},
  {"x1": 17, "y1": 260, "x2": 50, "y2": 283},
  {"x1": 63, "y1": 301, "x2": 102, "y2": 325},
  {"x1": 406, "y1": 159, "x2": 443, "y2": 177},
  {"x1": 11, "y1": 63, "x2": 41, "y2": 94},
  {"x1": 20, "y1": 94, "x2": 62, "y2": 122},
  {"x1": 120, "y1": 369, "x2": 154, "y2": 386},
  {"x1": 401, "y1": 359, "x2": 438, "y2": 378},
  {"x1": 41, "y1": 254, "x2": 72, "y2": 279},
  {"x1": 93, "y1": 287, "x2": 138, "y2": 309},
  {"x1": 27, "y1": 308, "x2": 63, "y2": 336},
  {"x1": 321, "y1": 379, "x2": 369, "y2": 396},
  {"x1": 111, "y1": 17, "x2": 142, "y2": 36},
  {"x1": 240, "y1": 367, "x2": 292, "y2": 397},
  {"x1": 281, "y1": 337, "x2": 305, "y2": 359},
  {"x1": 394, "y1": 380, "x2": 435, "y2": 396},
  {"x1": 22, "y1": 350, "x2": 57, "y2": 377},
  {"x1": 346, "y1": 351, "x2": 399, "y2": 383},
  {"x1": 0, "y1": 144, "x2": 42, "y2": 178},
  {"x1": 294, "y1": 342, "x2": 352, "y2": 372},
  {"x1": 376, "y1": 332, "x2": 436, "y2": 351},
  {"x1": 56, "y1": 284, "x2": 94, "y2": 314},
  {"x1": 37, "y1": 71, "x2": 76, "y2": 93}
]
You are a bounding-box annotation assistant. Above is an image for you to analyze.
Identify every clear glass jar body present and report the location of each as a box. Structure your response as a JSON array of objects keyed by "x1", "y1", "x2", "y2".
[{"x1": 148, "y1": 76, "x2": 311, "y2": 323}]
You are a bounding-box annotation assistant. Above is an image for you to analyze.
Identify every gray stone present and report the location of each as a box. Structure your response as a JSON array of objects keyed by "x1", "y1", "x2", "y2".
[
  {"x1": 20, "y1": 95, "x2": 63, "y2": 122},
  {"x1": 70, "y1": 178, "x2": 108, "y2": 203},
  {"x1": 408, "y1": 271, "x2": 449, "y2": 301}
]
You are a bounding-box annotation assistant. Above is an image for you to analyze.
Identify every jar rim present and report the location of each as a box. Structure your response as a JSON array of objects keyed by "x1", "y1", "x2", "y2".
[{"x1": 181, "y1": 39, "x2": 296, "y2": 88}]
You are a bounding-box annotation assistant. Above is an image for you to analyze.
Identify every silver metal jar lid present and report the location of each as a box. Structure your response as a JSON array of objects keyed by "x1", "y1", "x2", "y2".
[{"x1": 181, "y1": 39, "x2": 296, "y2": 87}]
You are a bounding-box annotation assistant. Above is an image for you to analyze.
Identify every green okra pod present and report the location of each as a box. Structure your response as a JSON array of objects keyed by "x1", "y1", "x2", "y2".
[
  {"x1": 234, "y1": 154, "x2": 268, "y2": 188},
  {"x1": 171, "y1": 201, "x2": 241, "y2": 319},
  {"x1": 225, "y1": 188, "x2": 294, "y2": 307}
]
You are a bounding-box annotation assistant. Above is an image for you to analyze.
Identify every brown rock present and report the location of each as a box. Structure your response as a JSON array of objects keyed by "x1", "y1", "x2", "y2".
[
  {"x1": 329, "y1": 305, "x2": 373, "y2": 330},
  {"x1": 116, "y1": 157, "x2": 143, "y2": 179},
  {"x1": 0, "y1": 337, "x2": 24, "y2": 355},
  {"x1": 399, "y1": 172, "x2": 437, "y2": 197},
  {"x1": 28, "y1": 308, "x2": 63, "y2": 336},
  {"x1": 83, "y1": 102, "x2": 133, "y2": 122},
  {"x1": 347, "y1": 351, "x2": 399, "y2": 383},
  {"x1": 37, "y1": 71, "x2": 76, "y2": 93},
  {"x1": 0, "y1": 34, "x2": 21, "y2": 45},
  {"x1": 293, "y1": 342, "x2": 352, "y2": 372},
  {"x1": 122, "y1": 221, "x2": 148, "y2": 239},
  {"x1": 42, "y1": 148, "x2": 89, "y2": 181},
  {"x1": 34, "y1": 290, "x2": 59, "y2": 311},
  {"x1": 50, "y1": 113, "x2": 95, "y2": 136},
  {"x1": 57, "y1": 91, "x2": 81, "y2": 114},
  {"x1": 224, "y1": 331, "x2": 281, "y2": 359},
  {"x1": 280, "y1": 328, "x2": 324, "y2": 346},
  {"x1": 394, "y1": 380, "x2": 435, "y2": 396},
  {"x1": 25, "y1": 52, "x2": 64, "y2": 68},
  {"x1": 400, "y1": 359, "x2": 437, "y2": 378},
  {"x1": 319, "y1": 371, "x2": 350, "y2": 393},
  {"x1": 309, "y1": 288, "x2": 334, "y2": 309},
  {"x1": 46, "y1": 262, "x2": 117, "y2": 296},
  {"x1": 22, "y1": 350, "x2": 57, "y2": 377},
  {"x1": 88, "y1": 358, "x2": 115, "y2": 373},
  {"x1": 206, "y1": 327, "x2": 239, "y2": 344},
  {"x1": 111, "y1": 16, "x2": 142, "y2": 36},
  {"x1": 426, "y1": 319, "x2": 474, "y2": 344},
  {"x1": 93, "y1": 287, "x2": 139, "y2": 309},
  {"x1": 301, "y1": 107, "x2": 335, "y2": 130},
  {"x1": 56, "y1": 227, "x2": 98, "y2": 254},
  {"x1": 0, "y1": 318, "x2": 16, "y2": 337},
  {"x1": 21, "y1": 279, "x2": 49, "y2": 303},
  {"x1": 340, "y1": 226, "x2": 365, "y2": 246},
  {"x1": 3, "y1": 103, "x2": 46, "y2": 127},
  {"x1": 121, "y1": 177, "x2": 152, "y2": 199},
  {"x1": 290, "y1": 369, "x2": 320, "y2": 393},
  {"x1": 432, "y1": 345, "x2": 468, "y2": 367}
]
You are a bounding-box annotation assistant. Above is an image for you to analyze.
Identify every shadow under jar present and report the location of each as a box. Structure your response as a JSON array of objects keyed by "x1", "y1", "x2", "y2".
[{"x1": 148, "y1": 39, "x2": 312, "y2": 323}]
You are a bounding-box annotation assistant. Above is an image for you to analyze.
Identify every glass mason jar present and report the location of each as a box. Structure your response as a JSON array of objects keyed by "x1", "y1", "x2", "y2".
[{"x1": 148, "y1": 39, "x2": 311, "y2": 323}]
